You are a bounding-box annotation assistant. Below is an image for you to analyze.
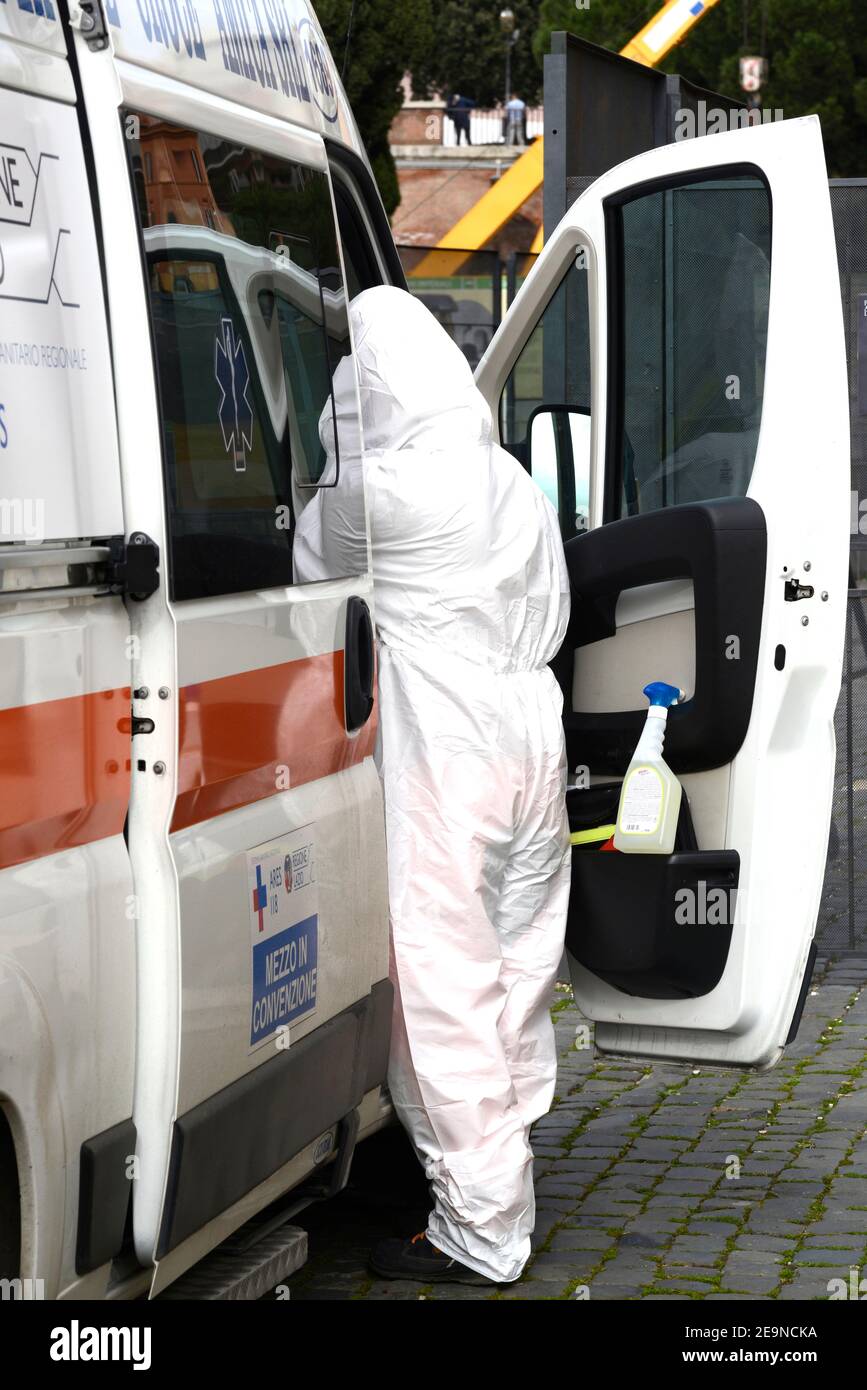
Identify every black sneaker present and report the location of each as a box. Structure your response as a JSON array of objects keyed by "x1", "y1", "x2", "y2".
[{"x1": 369, "y1": 1231, "x2": 502, "y2": 1285}]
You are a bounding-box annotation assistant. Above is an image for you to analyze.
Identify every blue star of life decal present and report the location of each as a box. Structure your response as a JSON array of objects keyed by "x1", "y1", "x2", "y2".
[{"x1": 215, "y1": 316, "x2": 254, "y2": 471}]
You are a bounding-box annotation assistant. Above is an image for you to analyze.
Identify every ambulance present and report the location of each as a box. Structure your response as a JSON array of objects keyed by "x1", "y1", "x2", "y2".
[{"x1": 0, "y1": 0, "x2": 848, "y2": 1300}]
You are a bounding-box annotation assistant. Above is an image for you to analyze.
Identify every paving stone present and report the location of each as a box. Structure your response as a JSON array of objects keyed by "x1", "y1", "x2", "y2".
[
  {"x1": 665, "y1": 1250, "x2": 722, "y2": 1269},
  {"x1": 724, "y1": 1249, "x2": 785, "y2": 1267},
  {"x1": 618, "y1": 1230, "x2": 670, "y2": 1250},
  {"x1": 618, "y1": 1218, "x2": 682, "y2": 1240},
  {"x1": 423, "y1": 1284, "x2": 497, "y2": 1301},
  {"x1": 587, "y1": 1284, "x2": 645, "y2": 1299},
  {"x1": 530, "y1": 1212, "x2": 565, "y2": 1248},
  {"x1": 592, "y1": 1259, "x2": 658, "y2": 1283},
  {"x1": 288, "y1": 962, "x2": 867, "y2": 1302},
  {"x1": 805, "y1": 1215, "x2": 867, "y2": 1234},
  {"x1": 653, "y1": 1178, "x2": 721, "y2": 1195},
  {"x1": 550, "y1": 1211, "x2": 618, "y2": 1229},
  {"x1": 706, "y1": 1292, "x2": 773, "y2": 1300},
  {"x1": 640, "y1": 1293, "x2": 694, "y2": 1300},
  {"x1": 777, "y1": 1276, "x2": 836, "y2": 1300},
  {"x1": 718, "y1": 1272, "x2": 781, "y2": 1294},
  {"x1": 733, "y1": 1235, "x2": 798, "y2": 1253},
  {"x1": 535, "y1": 1180, "x2": 589, "y2": 1196},
  {"x1": 530, "y1": 1249, "x2": 607, "y2": 1271},
  {"x1": 548, "y1": 1229, "x2": 614, "y2": 1252},
  {"x1": 610, "y1": 1161, "x2": 670, "y2": 1178},
  {"x1": 498, "y1": 1282, "x2": 565, "y2": 1300},
  {"x1": 651, "y1": 1278, "x2": 721, "y2": 1293},
  {"x1": 791, "y1": 1250, "x2": 859, "y2": 1266}
]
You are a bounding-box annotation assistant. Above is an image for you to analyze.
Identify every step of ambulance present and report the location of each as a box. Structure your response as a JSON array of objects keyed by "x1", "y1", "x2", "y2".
[{"x1": 157, "y1": 1220, "x2": 307, "y2": 1300}]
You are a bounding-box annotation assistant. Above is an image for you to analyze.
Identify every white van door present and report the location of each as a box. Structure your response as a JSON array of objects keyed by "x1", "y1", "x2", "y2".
[
  {"x1": 125, "y1": 98, "x2": 389, "y2": 1287},
  {"x1": 478, "y1": 116, "x2": 849, "y2": 1070},
  {"x1": 71, "y1": 38, "x2": 391, "y2": 1287}
]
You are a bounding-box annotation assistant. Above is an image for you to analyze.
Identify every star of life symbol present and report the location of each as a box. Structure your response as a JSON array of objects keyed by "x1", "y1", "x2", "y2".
[{"x1": 215, "y1": 316, "x2": 254, "y2": 471}]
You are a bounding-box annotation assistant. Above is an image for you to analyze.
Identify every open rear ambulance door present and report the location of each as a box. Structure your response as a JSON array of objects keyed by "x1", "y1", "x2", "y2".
[{"x1": 478, "y1": 116, "x2": 849, "y2": 1069}]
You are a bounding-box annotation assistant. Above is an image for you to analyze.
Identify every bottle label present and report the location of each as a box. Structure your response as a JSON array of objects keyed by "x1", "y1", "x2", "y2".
[{"x1": 619, "y1": 765, "x2": 664, "y2": 835}]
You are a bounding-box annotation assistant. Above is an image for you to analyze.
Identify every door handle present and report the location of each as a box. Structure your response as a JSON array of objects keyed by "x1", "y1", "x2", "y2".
[{"x1": 344, "y1": 596, "x2": 375, "y2": 733}]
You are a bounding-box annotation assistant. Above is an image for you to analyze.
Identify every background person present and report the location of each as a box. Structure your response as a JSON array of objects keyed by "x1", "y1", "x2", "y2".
[
  {"x1": 445, "y1": 91, "x2": 475, "y2": 145},
  {"x1": 504, "y1": 91, "x2": 527, "y2": 145}
]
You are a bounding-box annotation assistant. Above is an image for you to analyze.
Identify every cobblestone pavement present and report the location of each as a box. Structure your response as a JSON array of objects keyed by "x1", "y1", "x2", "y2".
[{"x1": 282, "y1": 955, "x2": 867, "y2": 1301}]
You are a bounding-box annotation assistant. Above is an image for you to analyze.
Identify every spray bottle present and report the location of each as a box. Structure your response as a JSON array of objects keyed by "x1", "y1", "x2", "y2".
[{"x1": 613, "y1": 681, "x2": 685, "y2": 854}]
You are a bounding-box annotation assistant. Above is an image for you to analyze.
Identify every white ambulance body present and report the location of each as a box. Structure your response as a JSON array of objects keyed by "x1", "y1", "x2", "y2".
[
  {"x1": 0, "y1": 0, "x2": 399, "y2": 1300},
  {"x1": 0, "y1": 0, "x2": 849, "y2": 1301}
]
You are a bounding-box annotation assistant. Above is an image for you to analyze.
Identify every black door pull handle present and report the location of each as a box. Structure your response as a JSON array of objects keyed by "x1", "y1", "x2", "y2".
[{"x1": 344, "y1": 595, "x2": 375, "y2": 733}]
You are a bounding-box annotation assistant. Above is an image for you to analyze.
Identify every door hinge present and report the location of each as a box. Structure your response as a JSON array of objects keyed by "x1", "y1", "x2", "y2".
[
  {"x1": 68, "y1": 0, "x2": 110, "y2": 50},
  {"x1": 784, "y1": 577, "x2": 814, "y2": 602},
  {"x1": 106, "y1": 533, "x2": 160, "y2": 600}
]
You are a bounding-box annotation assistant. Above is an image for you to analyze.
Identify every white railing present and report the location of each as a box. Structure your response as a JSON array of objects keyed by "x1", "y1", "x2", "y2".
[{"x1": 441, "y1": 107, "x2": 543, "y2": 148}]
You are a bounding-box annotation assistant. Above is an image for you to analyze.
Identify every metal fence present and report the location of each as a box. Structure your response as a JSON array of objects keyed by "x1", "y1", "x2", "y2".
[
  {"x1": 441, "y1": 107, "x2": 544, "y2": 148},
  {"x1": 820, "y1": 593, "x2": 867, "y2": 953},
  {"x1": 816, "y1": 182, "x2": 867, "y2": 954}
]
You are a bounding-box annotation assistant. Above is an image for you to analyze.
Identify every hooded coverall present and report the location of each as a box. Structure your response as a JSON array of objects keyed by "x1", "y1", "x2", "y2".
[{"x1": 294, "y1": 286, "x2": 571, "y2": 1282}]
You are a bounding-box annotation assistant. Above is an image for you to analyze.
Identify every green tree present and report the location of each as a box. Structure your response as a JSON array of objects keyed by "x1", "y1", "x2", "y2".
[
  {"x1": 412, "y1": 0, "x2": 546, "y2": 107},
  {"x1": 316, "y1": 0, "x2": 434, "y2": 214},
  {"x1": 533, "y1": 0, "x2": 867, "y2": 176}
]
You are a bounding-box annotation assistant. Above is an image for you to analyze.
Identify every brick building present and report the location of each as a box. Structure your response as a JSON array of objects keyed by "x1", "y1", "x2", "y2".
[{"x1": 388, "y1": 77, "x2": 543, "y2": 255}]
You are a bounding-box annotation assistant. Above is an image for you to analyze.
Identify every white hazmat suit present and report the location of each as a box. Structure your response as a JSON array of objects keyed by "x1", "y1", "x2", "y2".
[{"x1": 296, "y1": 286, "x2": 571, "y2": 1283}]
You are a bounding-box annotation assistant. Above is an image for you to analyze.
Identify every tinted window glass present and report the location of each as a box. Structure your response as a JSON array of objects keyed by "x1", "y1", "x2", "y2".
[
  {"x1": 610, "y1": 173, "x2": 771, "y2": 517},
  {"x1": 127, "y1": 115, "x2": 356, "y2": 599},
  {"x1": 332, "y1": 178, "x2": 383, "y2": 298},
  {"x1": 500, "y1": 252, "x2": 592, "y2": 541}
]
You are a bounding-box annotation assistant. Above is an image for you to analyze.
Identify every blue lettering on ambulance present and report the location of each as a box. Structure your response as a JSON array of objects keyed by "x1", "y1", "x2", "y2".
[
  {"x1": 105, "y1": 0, "x2": 333, "y2": 112},
  {"x1": 16, "y1": 0, "x2": 58, "y2": 18}
]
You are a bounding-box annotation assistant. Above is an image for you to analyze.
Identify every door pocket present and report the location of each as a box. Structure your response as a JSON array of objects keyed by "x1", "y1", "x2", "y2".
[{"x1": 566, "y1": 783, "x2": 738, "y2": 1001}]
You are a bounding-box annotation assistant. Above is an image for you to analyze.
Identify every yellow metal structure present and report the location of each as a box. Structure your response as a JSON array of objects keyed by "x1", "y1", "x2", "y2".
[
  {"x1": 621, "y1": 0, "x2": 722, "y2": 68},
  {"x1": 411, "y1": 139, "x2": 543, "y2": 278},
  {"x1": 410, "y1": 0, "x2": 723, "y2": 272}
]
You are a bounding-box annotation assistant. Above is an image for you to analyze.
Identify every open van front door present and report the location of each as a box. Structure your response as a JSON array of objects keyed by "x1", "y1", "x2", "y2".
[{"x1": 478, "y1": 116, "x2": 849, "y2": 1069}]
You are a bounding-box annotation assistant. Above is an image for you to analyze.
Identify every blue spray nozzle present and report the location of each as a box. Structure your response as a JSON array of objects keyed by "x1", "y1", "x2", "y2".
[{"x1": 643, "y1": 681, "x2": 685, "y2": 709}]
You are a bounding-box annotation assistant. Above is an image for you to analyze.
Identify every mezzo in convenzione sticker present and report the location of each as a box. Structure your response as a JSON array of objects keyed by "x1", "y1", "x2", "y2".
[{"x1": 247, "y1": 823, "x2": 317, "y2": 1048}]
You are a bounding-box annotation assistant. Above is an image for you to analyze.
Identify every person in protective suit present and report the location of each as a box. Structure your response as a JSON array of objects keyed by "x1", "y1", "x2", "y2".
[{"x1": 295, "y1": 286, "x2": 571, "y2": 1286}]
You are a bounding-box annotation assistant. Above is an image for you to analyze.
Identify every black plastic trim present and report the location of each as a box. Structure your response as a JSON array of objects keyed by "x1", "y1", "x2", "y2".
[
  {"x1": 785, "y1": 942, "x2": 818, "y2": 1045},
  {"x1": 562, "y1": 496, "x2": 767, "y2": 775},
  {"x1": 603, "y1": 194, "x2": 625, "y2": 526},
  {"x1": 76, "y1": 1118, "x2": 136, "y2": 1276},
  {"x1": 567, "y1": 846, "x2": 740, "y2": 1000},
  {"x1": 364, "y1": 977, "x2": 393, "y2": 1094},
  {"x1": 156, "y1": 979, "x2": 392, "y2": 1257},
  {"x1": 344, "y1": 595, "x2": 375, "y2": 733},
  {"x1": 325, "y1": 141, "x2": 408, "y2": 290},
  {"x1": 106, "y1": 531, "x2": 160, "y2": 599}
]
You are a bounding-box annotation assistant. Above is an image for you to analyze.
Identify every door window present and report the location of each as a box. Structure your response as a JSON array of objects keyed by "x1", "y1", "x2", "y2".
[
  {"x1": 126, "y1": 115, "x2": 359, "y2": 599},
  {"x1": 331, "y1": 177, "x2": 385, "y2": 297},
  {"x1": 499, "y1": 251, "x2": 592, "y2": 542},
  {"x1": 607, "y1": 172, "x2": 771, "y2": 518}
]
